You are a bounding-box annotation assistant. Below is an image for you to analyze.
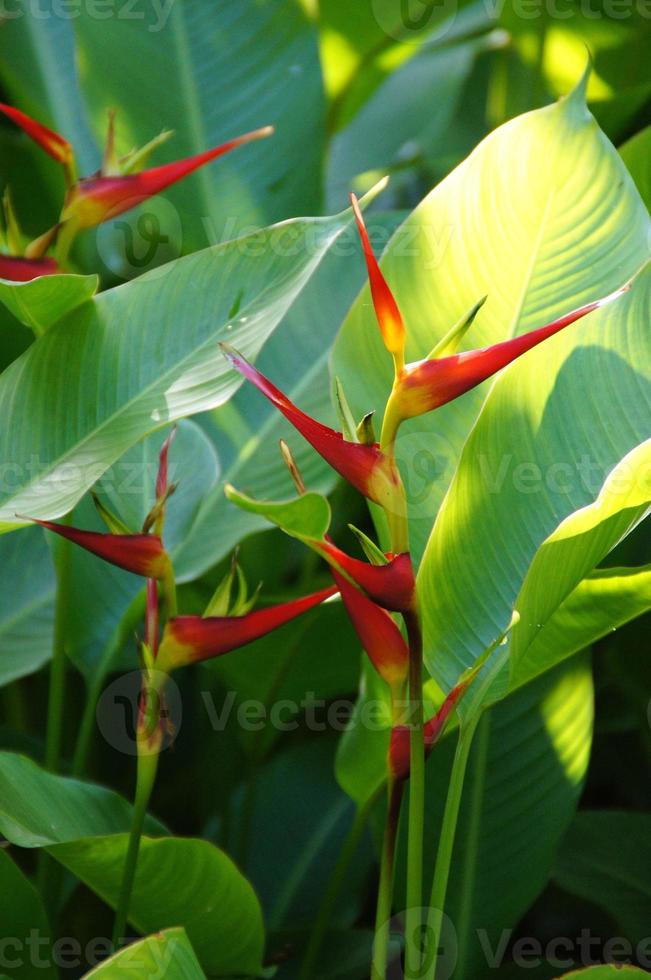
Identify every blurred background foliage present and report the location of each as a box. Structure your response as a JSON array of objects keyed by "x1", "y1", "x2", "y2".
[{"x1": 0, "y1": 1, "x2": 649, "y2": 977}]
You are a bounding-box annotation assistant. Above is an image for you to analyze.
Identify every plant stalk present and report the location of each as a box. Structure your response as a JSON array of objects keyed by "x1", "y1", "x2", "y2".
[
  {"x1": 372, "y1": 778, "x2": 404, "y2": 980},
  {"x1": 45, "y1": 526, "x2": 72, "y2": 772},
  {"x1": 404, "y1": 606, "x2": 425, "y2": 979}
]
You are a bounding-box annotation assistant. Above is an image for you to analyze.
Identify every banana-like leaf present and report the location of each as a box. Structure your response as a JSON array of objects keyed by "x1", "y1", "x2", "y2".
[
  {"x1": 332, "y1": 74, "x2": 650, "y2": 574},
  {"x1": 0, "y1": 274, "x2": 98, "y2": 335},
  {"x1": 420, "y1": 272, "x2": 650, "y2": 694},
  {"x1": 554, "y1": 811, "x2": 651, "y2": 947},
  {"x1": 0, "y1": 526, "x2": 54, "y2": 687},
  {"x1": 51, "y1": 835, "x2": 264, "y2": 978},
  {"x1": 558, "y1": 968, "x2": 649, "y2": 978},
  {"x1": 0, "y1": 849, "x2": 56, "y2": 980},
  {"x1": 0, "y1": 751, "x2": 165, "y2": 846},
  {"x1": 0, "y1": 200, "x2": 363, "y2": 531},
  {"x1": 72, "y1": 0, "x2": 325, "y2": 245},
  {"x1": 620, "y1": 125, "x2": 651, "y2": 211},
  {"x1": 513, "y1": 563, "x2": 651, "y2": 689},
  {"x1": 84, "y1": 928, "x2": 205, "y2": 979}
]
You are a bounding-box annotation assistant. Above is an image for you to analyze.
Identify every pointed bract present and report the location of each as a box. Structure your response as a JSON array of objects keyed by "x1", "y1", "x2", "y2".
[
  {"x1": 0, "y1": 255, "x2": 59, "y2": 282},
  {"x1": 221, "y1": 345, "x2": 400, "y2": 510},
  {"x1": 394, "y1": 283, "x2": 631, "y2": 420},
  {"x1": 23, "y1": 517, "x2": 169, "y2": 579},
  {"x1": 158, "y1": 585, "x2": 337, "y2": 669},
  {"x1": 0, "y1": 104, "x2": 73, "y2": 165},
  {"x1": 350, "y1": 193, "x2": 405, "y2": 362},
  {"x1": 64, "y1": 126, "x2": 273, "y2": 228},
  {"x1": 318, "y1": 541, "x2": 415, "y2": 612},
  {"x1": 332, "y1": 569, "x2": 408, "y2": 689}
]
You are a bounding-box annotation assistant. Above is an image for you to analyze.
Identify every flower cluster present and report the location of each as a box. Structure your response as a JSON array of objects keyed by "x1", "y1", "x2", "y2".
[{"x1": 0, "y1": 102, "x2": 272, "y2": 280}]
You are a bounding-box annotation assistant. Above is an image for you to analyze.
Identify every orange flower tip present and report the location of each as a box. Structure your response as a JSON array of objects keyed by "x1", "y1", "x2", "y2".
[
  {"x1": 156, "y1": 426, "x2": 177, "y2": 500},
  {"x1": 0, "y1": 103, "x2": 73, "y2": 165},
  {"x1": 350, "y1": 191, "x2": 405, "y2": 359}
]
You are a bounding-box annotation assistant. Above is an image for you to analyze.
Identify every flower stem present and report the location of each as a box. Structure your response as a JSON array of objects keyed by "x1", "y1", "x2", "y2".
[
  {"x1": 111, "y1": 730, "x2": 160, "y2": 948},
  {"x1": 372, "y1": 778, "x2": 404, "y2": 980},
  {"x1": 422, "y1": 715, "x2": 478, "y2": 980},
  {"x1": 299, "y1": 791, "x2": 379, "y2": 980},
  {"x1": 404, "y1": 606, "x2": 425, "y2": 978}
]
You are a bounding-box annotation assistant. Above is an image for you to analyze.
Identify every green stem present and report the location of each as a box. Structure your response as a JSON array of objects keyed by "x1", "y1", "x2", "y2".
[
  {"x1": 111, "y1": 735, "x2": 160, "y2": 948},
  {"x1": 45, "y1": 527, "x2": 72, "y2": 772},
  {"x1": 422, "y1": 717, "x2": 478, "y2": 980},
  {"x1": 372, "y1": 779, "x2": 404, "y2": 980},
  {"x1": 299, "y1": 792, "x2": 378, "y2": 980},
  {"x1": 404, "y1": 607, "x2": 425, "y2": 979}
]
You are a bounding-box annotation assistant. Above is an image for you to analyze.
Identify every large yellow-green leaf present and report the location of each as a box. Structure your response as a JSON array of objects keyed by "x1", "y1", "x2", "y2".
[
  {"x1": 51, "y1": 835, "x2": 264, "y2": 978},
  {"x1": 332, "y1": 75, "x2": 650, "y2": 574},
  {"x1": 510, "y1": 443, "x2": 651, "y2": 689},
  {"x1": 513, "y1": 562, "x2": 651, "y2": 689},
  {"x1": 0, "y1": 202, "x2": 361, "y2": 532},
  {"x1": 84, "y1": 928, "x2": 205, "y2": 979},
  {"x1": 420, "y1": 266, "x2": 650, "y2": 694}
]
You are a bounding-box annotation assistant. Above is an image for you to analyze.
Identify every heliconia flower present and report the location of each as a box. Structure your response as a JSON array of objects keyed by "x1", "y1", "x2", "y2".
[
  {"x1": 0, "y1": 255, "x2": 59, "y2": 281},
  {"x1": 332, "y1": 569, "x2": 408, "y2": 690},
  {"x1": 350, "y1": 193, "x2": 405, "y2": 368},
  {"x1": 220, "y1": 344, "x2": 402, "y2": 513},
  {"x1": 63, "y1": 126, "x2": 274, "y2": 229},
  {"x1": 389, "y1": 673, "x2": 473, "y2": 782},
  {"x1": 0, "y1": 103, "x2": 74, "y2": 167},
  {"x1": 317, "y1": 539, "x2": 415, "y2": 613},
  {"x1": 157, "y1": 585, "x2": 337, "y2": 670},
  {"x1": 393, "y1": 284, "x2": 632, "y2": 421},
  {"x1": 351, "y1": 193, "x2": 634, "y2": 433},
  {"x1": 21, "y1": 516, "x2": 170, "y2": 579}
]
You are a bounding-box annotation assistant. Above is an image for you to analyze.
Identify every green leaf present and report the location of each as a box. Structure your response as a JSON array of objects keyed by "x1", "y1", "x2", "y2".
[
  {"x1": 0, "y1": 274, "x2": 98, "y2": 335},
  {"x1": 513, "y1": 563, "x2": 651, "y2": 689},
  {"x1": 620, "y1": 125, "x2": 651, "y2": 211},
  {"x1": 84, "y1": 928, "x2": 205, "y2": 979},
  {"x1": 72, "y1": 0, "x2": 325, "y2": 245},
  {"x1": 554, "y1": 811, "x2": 651, "y2": 946},
  {"x1": 508, "y1": 441, "x2": 651, "y2": 688},
  {"x1": 333, "y1": 78, "x2": 650, "y2": 579},
  {"x1": 50, "y1": 835, "x2": 264, "y2": 978},
  {"x1": 0, "y1": 849, "x2": 56, "y2": 980},
  {"x1": 558, "y1": 968, "x2": 650, "y2": 978},
  {"x1": 0, "y1": 202, "x2": 359, "y2": 531},
  {"x1": 396, "y1": 657, "x2": 594, "y2": 980},
  {"x1": 335, "y1": 659, "x2": 392, "y2": 807},
  {"x1": 224, "y1": 486, "x2": 331, "y2": 543},
  {"x1": 0, "y1": 526, "x2": 54, "y2": 687},
  {"x1": 327, "y1": 16, "x2": 498, "y2": 207},
  {"x1": 174, "y1": 211, "x2": 405, "y2": 577},
  {"x1": 0, "y1": 751, "x2": 164, "y2": 846}
]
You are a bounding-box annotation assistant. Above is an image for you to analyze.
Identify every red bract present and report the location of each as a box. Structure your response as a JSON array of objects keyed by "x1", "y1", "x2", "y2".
[
  {"x1": 394, "y1": 286, "x2": 631, "y2": 420},
  {"x1": 0, "y1": 103, "x2": 73, "y2": 165},
  {"x1": 389, "y1": 674, "x2": 473, "y2": 782},
  {"x1": 350, "y1": 192, "x2": 405, "y2": 363},
  {"x1": 0, "y1": 255, "x2": 59, "y2": 281},
  {"x1": 221, "y1": 345, "x2": 401, "y2": 511},
  {"x1": 319, "y1": 540, "x2": 415, "y2": 613},
  {"x1": 332, "y1": 569, "x2": 408, "y2": 689},
  {"x1": 158, "y1": 585, "x2": 337, "y2": 669},
  {"x1": 23, "y1": 517, "x2": 169, "y2": 579},
  {"x1": 351, "y1": 193, "x2": 632, "y2": 427},
  {"x1": 64, "y1": 126, "x2": 273, "y2": 228}
]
